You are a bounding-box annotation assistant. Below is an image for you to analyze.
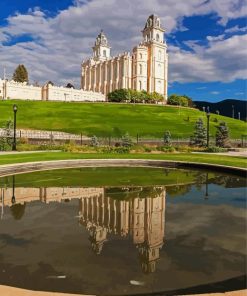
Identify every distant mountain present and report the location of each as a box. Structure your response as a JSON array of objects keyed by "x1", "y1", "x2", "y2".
[{"x1": 194, "y1": 99, "x2": 247, "y2": 121}]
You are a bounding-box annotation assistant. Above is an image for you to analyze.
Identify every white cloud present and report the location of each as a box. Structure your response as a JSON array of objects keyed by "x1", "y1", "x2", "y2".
[
  {"x1": 225, "y1": 25, "x2": 247, "y2": 34},
  {"x1": 210, "y1": 91, "x2": 220, "y2": 94},
  {"x1": 196, "y1": 86, "x2": 207, "y2": 89},
  {"x1": 0, "y1": 0, "x2": 246, "y2": 86},
  {"x1": 170, "y1": 34, "x2": 247, "y2": 83}
]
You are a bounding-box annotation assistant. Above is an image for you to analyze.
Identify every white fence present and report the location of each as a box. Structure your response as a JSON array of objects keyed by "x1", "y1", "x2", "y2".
[{"x1": 0, "y1": 128, "x2": 89, "y2": 141}]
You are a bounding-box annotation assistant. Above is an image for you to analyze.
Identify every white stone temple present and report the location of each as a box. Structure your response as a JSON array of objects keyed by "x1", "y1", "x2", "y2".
[{"x1": 81, "y1": 14, "x2": 168, "y2": 101}]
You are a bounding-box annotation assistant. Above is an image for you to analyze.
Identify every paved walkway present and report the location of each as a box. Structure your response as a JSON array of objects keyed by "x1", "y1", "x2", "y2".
[
  {"x1": 0, "y1": 285, "x2": 245, "y2": 296},
  {"x1": 193, "y1": 150, "x2": 247, "y2": 157},
  {"x1": 0, "y1": 150, "x2": 61, "y2": 155}
]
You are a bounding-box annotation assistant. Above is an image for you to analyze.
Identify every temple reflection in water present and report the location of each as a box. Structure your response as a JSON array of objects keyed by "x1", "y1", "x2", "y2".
[{"x1": 0, "y1": 183, "x2": 166, "y2": 273}]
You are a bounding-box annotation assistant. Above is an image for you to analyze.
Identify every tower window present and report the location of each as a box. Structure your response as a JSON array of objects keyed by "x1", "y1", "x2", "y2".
[
  {"x1": 103, "y1": 50, "x2": 106, "y2": 57},
  {"x1": 139, "y1": 81, "x2": 142, "y2": 90},
  {"x1": 139, "y1": 64, "x2": 142, "y2": 75},
  {"x1": 139, "y1": 53, "x2": 142, "y2": 59},
  {"x1": 158, "y1": 50, "x2": 162, "y2": 60},
  {"x1": 156, "y1": 34, "x2": 160, "y2": 42}
]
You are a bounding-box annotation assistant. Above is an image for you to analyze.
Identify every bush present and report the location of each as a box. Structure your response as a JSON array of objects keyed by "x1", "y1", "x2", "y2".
[
  {"x1": 101, "y1": 146, "x2": 130, "y2": 154},
  {"x1": 144, "y1": 146, "x2": 152, "y2": 152},
  {"x1": 158, "y1": 146, "x2": 175, "y2": 153},
  {"x1": 163, "y1": 130, "x2": 171, "y2": 146},
  {"x1": 90, "y1": 135, "x2": 99, "y2": 147},
  {"x1": 121, "y1": 132, "x2": 133, "y2": 147},
  {"x1": 167, "y1": 94, "x2": 190, "y2": 107},
  {"x1": 205, "y1": 146, "x2": 227, "y2": 153},
  {"x1": 107, "y1": 89, "x2": 164, "y2": 104}
]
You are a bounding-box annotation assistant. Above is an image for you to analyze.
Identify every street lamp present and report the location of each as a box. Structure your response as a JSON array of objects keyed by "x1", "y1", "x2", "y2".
[
  {"x1": 206, "y1": 110, "x2": 210, "y2": 148},
  {"x1": 12, "y1": 104, "x2": 18, "y2": 151}
]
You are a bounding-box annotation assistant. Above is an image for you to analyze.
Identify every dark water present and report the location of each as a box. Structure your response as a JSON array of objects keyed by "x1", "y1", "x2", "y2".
[{"x1": 0, "y1": 168, "x2": 246, "y2": 295}]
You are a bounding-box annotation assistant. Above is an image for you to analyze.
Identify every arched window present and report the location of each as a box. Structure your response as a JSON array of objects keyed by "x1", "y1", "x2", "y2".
[
  {"x1": 158, "y1": 50, "x2": 162, "y2": 60},
  {"x1": 156, "y1": 33, "x2": 160, "y2": 42},
  {"x1": 139, "y1": 64, "x2": 142, "y2": 75},
  {"x1": 139, "y1": 80, "x2": 142, "y2": 90},
  {"x1": 158, "y1": 63, "x2": 161, "y2": 75},
  {"x1": 157, "y1": 80, "x2": 161, "y2": 92},
  {"x1": 103, "y1": 50, "x2": 106, "y2": 57},
  {"x1": 139, "y1": 53, "x2": 142, "y2": 59}
]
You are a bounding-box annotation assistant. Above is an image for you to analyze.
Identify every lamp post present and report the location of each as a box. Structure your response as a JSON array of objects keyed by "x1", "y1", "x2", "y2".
[
  {"x1": 206, "y1": 111, "x2": 210, "y2": 148},
  {"x1": 12, "y1": 104, "x2": 18, "y2": 151}
]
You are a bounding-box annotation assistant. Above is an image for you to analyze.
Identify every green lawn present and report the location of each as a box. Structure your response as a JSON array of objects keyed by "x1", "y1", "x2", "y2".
[
  {"x1": 0, "y1": 152, "x2": 246, "y2": 168},
  {"x1": 0, "y1": 100, "x2": 246, "y2": 138}
]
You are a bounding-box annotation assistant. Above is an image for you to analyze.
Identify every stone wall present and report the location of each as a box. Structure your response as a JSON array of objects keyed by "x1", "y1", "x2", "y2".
[
  {"x1": 5, "y1": 80, "x2": 42, "y2": 100},
  {"x1": 0, "y1": 79, "x2": 106, "y2": 102},
  {"x1": 42, "y1": 83, "x2": 105, "y2": 102}
]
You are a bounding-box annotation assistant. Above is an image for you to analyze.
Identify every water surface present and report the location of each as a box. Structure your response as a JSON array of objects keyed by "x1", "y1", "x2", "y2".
[{"x1": 0, "y1": 167, "x2": 246, "y2": 295}]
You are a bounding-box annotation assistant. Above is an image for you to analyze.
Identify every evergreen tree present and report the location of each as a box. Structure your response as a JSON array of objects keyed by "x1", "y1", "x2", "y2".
[
  {"x1": 121, "y1": 132, "x2": 133, "y2": 147},
  {"x1": 191, "y1": 118, "x2": 207, "y2": 146},
  {"x1": 12, "y1": 64, "x2": 29, "y2": 83},
  {"x1": 0, "y1": 120, "x2": 13, "y2": 151},
  {"x1": 215, "y1": 121, "x2": 230, "y2": 147},
  {"x1": 90, "y1": 135, "x2": 99, "y2": 147},
  {"x1": 163, "y1": 130, "x2": 171, "y2": 146}
]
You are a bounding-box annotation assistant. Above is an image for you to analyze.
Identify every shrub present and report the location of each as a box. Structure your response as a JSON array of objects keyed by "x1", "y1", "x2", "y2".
[
  {"x1": 167, "y1": 94, "x2": 190, "y2": 107},
  {"x1": 107, "y1": 89, "x2": 164, "y2": 104},
  {"x1": 205, "y1": 146, "x2": 227, "y2": 153},
  {"x1": 163, "y1": 130, "x2": 171, "y2": 146},
  {"x1": 143, "y1": 146, "x2": 151, "y2": 152},
  {"x1": 19, "y1": 137, "x2": 29, "y2": 144},
  {"x1": 158, "y1": 146, "x2": 175, "y2": 153},
  {"x1": 90, "y1": 135, "x2": 99, "y2": 147},
  {"x1": 121, "y1": 132, "x2": 133, "y2": 147}
]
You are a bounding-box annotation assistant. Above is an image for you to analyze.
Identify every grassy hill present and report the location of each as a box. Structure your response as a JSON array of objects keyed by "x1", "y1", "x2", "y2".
[{"x1": 0, "y1": 100, "x2": 246, "y2": 139}]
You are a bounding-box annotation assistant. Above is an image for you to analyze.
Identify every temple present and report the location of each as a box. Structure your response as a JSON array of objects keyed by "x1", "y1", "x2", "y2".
[{"x1": 81, "y1": 15, "x2": 168, "y2": 101}]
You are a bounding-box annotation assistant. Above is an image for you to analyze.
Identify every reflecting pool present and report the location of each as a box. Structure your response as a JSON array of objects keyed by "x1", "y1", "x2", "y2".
[{"x1": 0, "y1": 167, "x2": 246, "y2": 295}]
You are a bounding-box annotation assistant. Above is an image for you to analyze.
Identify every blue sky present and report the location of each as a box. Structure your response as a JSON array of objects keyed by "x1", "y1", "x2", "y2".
[{"x1": 0, "y1": 0, "x2": 246, "y2": 102}]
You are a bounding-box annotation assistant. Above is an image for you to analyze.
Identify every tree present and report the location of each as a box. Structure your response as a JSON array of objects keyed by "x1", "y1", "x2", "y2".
[
  {"x1": 190, "y1": 118, "x2": 207, "y2": 146},
  {"x1": 0, "y1": 120, "x2": 13, "y2": 151},
  {"x1": 216, "y1": 121, "x2": 230, "y2": 147},
  {"x1": 167, "y1": 94, "x2": 189, "y2": 107},
  {"x1": 163, "y1": 130, "x2": 171, "y2": 146},
  {"x1": 183, "y1": 95, "x2": 193, "y2": 107},
  {"x1": 90, "y1": 135, "x2": 99, "y2": 147},
  {"x1": 121, "y1": 132, "x2": 133, "y2": 147},
  {"x1": 12, "y1": 64, "x2": 28, "y2": 83},
  {"x1": 108, "y1": 89, "x2": 129, "y2": 102},
  {"x1": 66, "y1": 83, "x2": 75, "y2": 88}
]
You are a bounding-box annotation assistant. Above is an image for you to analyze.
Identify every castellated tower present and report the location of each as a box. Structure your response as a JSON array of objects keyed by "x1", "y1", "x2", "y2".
[{"x1": 81, "y1": 14, "x2": 168, "y2": 101}]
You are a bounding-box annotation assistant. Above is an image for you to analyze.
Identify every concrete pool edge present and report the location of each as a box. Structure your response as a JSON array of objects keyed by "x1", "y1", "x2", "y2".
[
  {"x1": 0, "y1": 159, "x2": 246, "y2": 177},
  {"x1": 0, "y1": 285, "x2": 246, "y2": 296}
]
